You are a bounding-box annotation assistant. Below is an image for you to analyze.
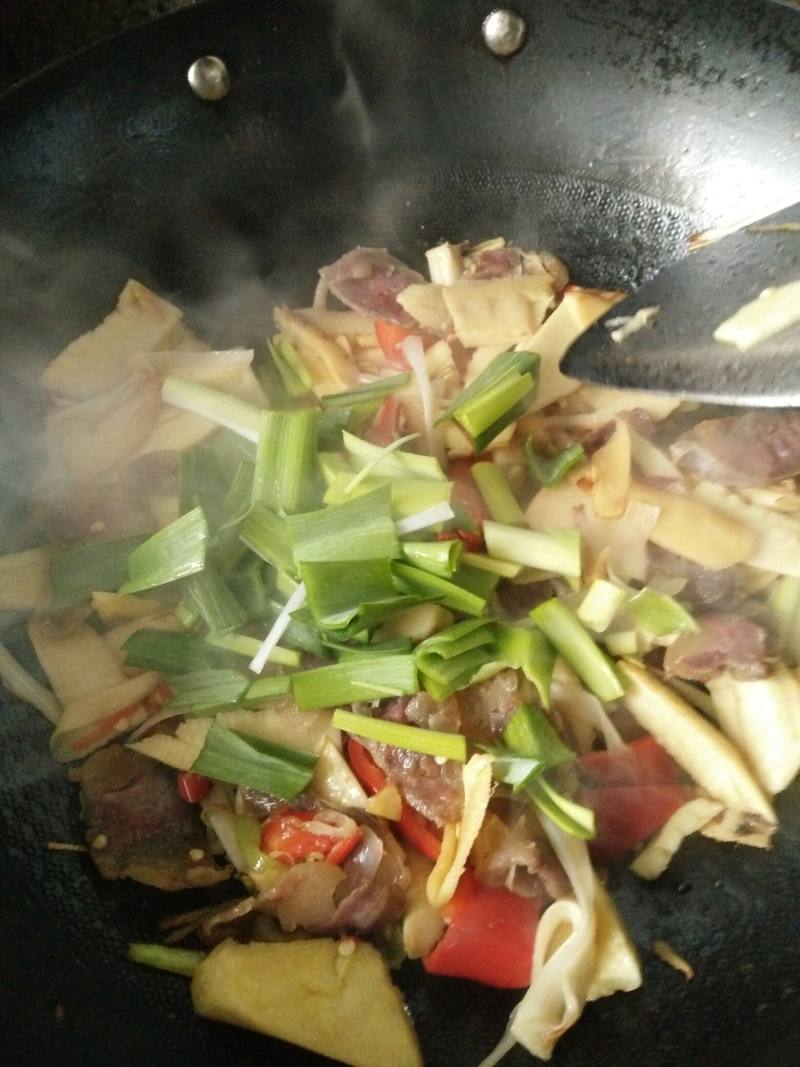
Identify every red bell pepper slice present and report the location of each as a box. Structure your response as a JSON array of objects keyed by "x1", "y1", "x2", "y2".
[
  {"x1": 176, "y1": 771, "x2": 212, "y2": 804},
  {"x1": 423, "y1": 869, "x2": 540, "y2": 989},
  {"x1": 581, "y1": 783, "x2": 691, "y2": 863},
  {"x1": 346, "y1": 738, "x2": 442, "y2": 860},
  {"x1": 577, "y1": 736, "x2": 688, "y2": 862},
  {"x1": 259, "y1": 809, "x2": 362, "y2": 866}
]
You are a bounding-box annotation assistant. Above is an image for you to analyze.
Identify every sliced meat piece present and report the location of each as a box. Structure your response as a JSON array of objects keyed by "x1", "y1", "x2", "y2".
[
  {"x1": 237, "y1": 787, "x2": 316, "y2": 821},
  {"x1": 472, "y1": 811, "x2": 568, "y2": 901},
  {"x1": 470, "y1": 247, "x2": 523, "y2": 279},
  {"x1": 663, "y1": 613, "x2": 770, "y2": 682},
  {"x1": 458, "y1": 669, "x2": 525, "y2": 742},
  {"x1": 671, "y1": 411, "x2": 800, "y2": 487},
  {"x1": 319, "y1": 248, "x2": 424, "y2": 326},
  {"x1": 267, "y1": 820, "x2": 408, "y2": 935},
  {"x1": 403, "y1": 691, "x2": 461, "y2": 733},
  {"x1": 364, "y1": 739, "x2": 464, "y2": 826},
  {"x1": 78, "y1": 745, "x2": 229, "y2": 891},
  {"x1": 646, "y1": 545, "x2": 744, "y2": 611}
]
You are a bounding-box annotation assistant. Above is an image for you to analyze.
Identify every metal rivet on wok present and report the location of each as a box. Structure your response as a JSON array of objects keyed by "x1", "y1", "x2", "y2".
[
  {"x1": 187, "y1": 55, "x2": 231, "y2": 101},
  {"x1": 482, "y1": 9, "x2": 528, "y2": 57}
]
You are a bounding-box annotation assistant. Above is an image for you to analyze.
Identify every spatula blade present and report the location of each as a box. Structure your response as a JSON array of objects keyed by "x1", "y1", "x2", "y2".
[{"x1": 562, "y1": 204, "x2": 800, "y2": 405}]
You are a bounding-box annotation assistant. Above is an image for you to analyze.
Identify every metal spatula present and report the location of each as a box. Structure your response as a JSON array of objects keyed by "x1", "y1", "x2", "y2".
[{"x1": 562, "y1": 203, "x2": 800, "y2": 405}]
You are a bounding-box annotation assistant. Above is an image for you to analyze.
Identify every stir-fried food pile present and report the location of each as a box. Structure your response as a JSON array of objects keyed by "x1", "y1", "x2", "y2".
[{"x1": 3, "y1": 237, "x2": 800, "y2": 1067}]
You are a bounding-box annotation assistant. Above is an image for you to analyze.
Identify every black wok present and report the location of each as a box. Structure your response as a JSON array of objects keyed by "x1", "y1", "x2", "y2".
[{"x1": 2, "y1": 2, "x2": 800, "y2": 1065}]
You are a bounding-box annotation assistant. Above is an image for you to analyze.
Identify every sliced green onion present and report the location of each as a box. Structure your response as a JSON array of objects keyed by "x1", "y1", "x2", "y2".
[
  {"x1": 242, "y1": 674, "x2": 293, "y2": 707},
  {"x1": 603, "y1": 631, "x2": 639, "y2": 657},
  {"x1": 50, "y1": 533, "x2": 150, "y2": 609},
  {"x1": 626, "y1": 588, "x2": 698, "y2": 637},
  {"x1": 175, "y1": 597, "x2": 201, "y2": 631},
  {"x1": 462, "y1": 552, "x2": 523, "y2": 579},
  {"x1": 343, "y1": 430, "x2": 446, "y2": 482},
  {"x1": 206, "y1": 632, "x2": 300, "y2": 668},
  {"x1": 167, "y1": 668, "x2": 249, "y2": 712},
  {"x1": 471, "y1": 462, "x2": 525, "y2": 525},
  {"x1": 319, "y1": 452, "x2": 353, "y2": 486},
  {"x1": 343, "y1": 433, "x2": 421, "y2": 496},
  {"x1": 119, "y1": 507, "x2": 208, "y2": 595},
  {"x1": 321, "y1": 373, "x2": 410, "y2": 410},
  {"x1": 392, "y1": 561, "x2": 487, "y2": 617},
  {"x1": 239, "y1": 503, "x2": 296, "y2": 576},
  {"x1": 207, "y1": 428, "x2": 257, "y2": 469},
  {"x1": 128, "y1": 943, "x2": 204, "y2": 978},
  {"x1": 191, "y1": 721, "x2": 317, "y2": 798},
  {"x1": 503, "y1": 704, "x2": 574, "y2": 767},
  {"x1": 183, "y1": 564, "x2": 247, "y2": 636},
  {"x1": 526, "y1": 775, "x2": 596, "y2": 839},
  {"x1": 257, "y1": 597, "x2": 324, "y2": 657},
  {"x1": 438, "y1": 350, "x2": 539, "y2": 453},
  {"x1": 495, "y1": 625, "x2": 556, "y2": 709},
  {"x1": 123, "y1": 629, "x2": 235, "y2": 674},
  {"x1": 451, "y1": 562, "x2": 500, "y2": 603},
  {"x1": 531, "y1": 598, "x2": 625, "y2": 702},
  {"x1": 525, "y1": 438, "x2": 585, "y2": 487},
  {"x1": 179, "y1": 447, "x2": 225, "y2": 524},
  {"x1": 577, "y1": 579, "x2": 629, "y2": 633},
  {"x1": 415, "y1": 619, "x2": 496, "y2": 700},
  {"x1": 291, "y1": 654, "x2": 418, "y2": 710},
  {"x1": 489, "y1": 750, "x2": 547, "y2": 788},
  {"x1": 332, "y1": 707, "x2": 467, "y2": 762},
  {"x1": 330, "y1": 636, "x2": 414, "y2": 658},
  {"x1": 252, "y1": 409, "x2": 319, "y2": 515},
  {"x1": 484, "y1": 521, "x2": 581, "y2": 578},
  {"x1": 288, "y1": 485, "x2": 397, "y2": 564},
  {"x1": 324, "y1": 472, "x2": 453, "y2": 519},
  {"x1": 162, "y1": 377, "x2": 261, "y2": 442},
  {"x1": 300, "y1": 557, "x2": 398, "y2": 628},
  {"x1": 401, "y1": 540, "x2": 462, "y2": 578},
  {"x1": 268, "y1": 335, "x2": 313, "y2": 397},
  {"x1": 250, "y1": 582, "x2": 308, "y2": 674},
  {"x1": 228, "y1": 557, "x2": 272, "y2": 620},
  {"x1": 393, "y1": 501, "x2": 455, "y2": 536}
]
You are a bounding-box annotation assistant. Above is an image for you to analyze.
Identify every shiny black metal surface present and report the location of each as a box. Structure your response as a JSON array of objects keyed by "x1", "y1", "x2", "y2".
[
  {"x1": 564, "y1": 201, "x2": 800, "y2": 402},
  {"x1": 1, "y1": 2, "x2": 800, "y2": 1065}
]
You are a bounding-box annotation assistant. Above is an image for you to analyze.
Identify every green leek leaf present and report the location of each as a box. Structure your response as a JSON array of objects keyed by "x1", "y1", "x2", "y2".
[
  {"x1": 291, "y1": 654, "x2": 418, "y2": 710},
  {"x1": 119, "y1": 507, "x2": 208, "y2": 595},
  {"x1": 191, "y1": 721, "x2": 317, "y2": 798},
  {"x1": 50, "y1": 533, "x2": 151, "y2": 609},
  {"x1": 525, "y1": 438, "x2": 585, "y2": 487},
  {"x1": 332, "y1": 707, "x2": 467, "y2": 762}
]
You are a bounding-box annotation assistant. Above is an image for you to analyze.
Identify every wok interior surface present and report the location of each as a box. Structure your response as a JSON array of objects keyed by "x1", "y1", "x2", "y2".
[{"x1": 1, "y1": 1, "x2": 800, "y2": 1063}]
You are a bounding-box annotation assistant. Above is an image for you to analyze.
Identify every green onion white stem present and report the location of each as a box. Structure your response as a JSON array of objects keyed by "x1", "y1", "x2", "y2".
[
  {"x1": 162, "y1": 377, "x2": 261, "y2": 443},
  {"x1": 249, "y1": 582, "x2": 308, "y2": 674}
]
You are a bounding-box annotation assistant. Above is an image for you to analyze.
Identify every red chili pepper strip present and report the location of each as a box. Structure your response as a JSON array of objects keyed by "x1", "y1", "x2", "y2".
[
  {"x1": 423, "y1": 869, "x2": 540, "y2": 988},
  {"x1": 177, "y1": 772, "x2": 212, "y2": 804},
  {"x1": 325, "y1": 831, "x2": 364, "y2": 866},
  {"x1": 71, "y1": 702, "x2": 141, "y2": 754},
  {"x1": 259, "y1": 809, "x2": 363, "y2": 866},
  {"x1": 346, "y1": 738, "x2": 442, "y2": 861}
]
